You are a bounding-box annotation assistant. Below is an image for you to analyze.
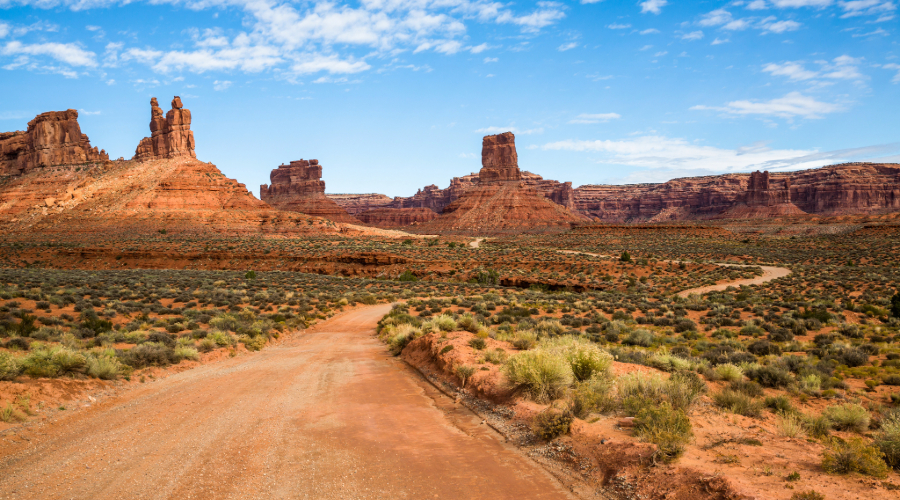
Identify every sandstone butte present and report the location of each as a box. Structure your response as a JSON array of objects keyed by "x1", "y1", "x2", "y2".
[
  {"x1": 0, "y1": 97, "x2": 356, "y2": 237},
  {"x1": 330, "y1": 159, "x2": 900, "y2": 224},
  {"x1": 259, "y1": 159, "x2": 359, "y2": 224},
  {"x1": 412, "y1": 132, "x2": 587, "y2": 234}
]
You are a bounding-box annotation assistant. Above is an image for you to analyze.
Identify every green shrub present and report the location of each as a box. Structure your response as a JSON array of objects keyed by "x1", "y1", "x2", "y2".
[
  {"x1": 546, "y1": 336, "x2": 612, "y2": 382},
  {"x1": 764, "y1": 395, "x2": 795, "y2": 415},
  {"x1": 0, "y1": 352, "x2": 22, "y2": 381},
  {"x1": 823, "y1": 403, "x2": 870, "y2": 433},
  {"x1": 468, "y1": 338, "x2": 487, "y2": 350},
  {"x1": 571, "y1": 376, "x2": 615, "y2": 418},
  {"x1": 666, "y1": 371, "x2": 708, "y2": 412},
  {"x1": 207, "y1": 330, "x2": 235, "y2": 346},
  {"x1": 241, "y1": 335, "x2": 267, "y2": 351},
  {"x1": 86, "y1": 354, "x2": 123, "y2": 380},
  {"x1": 713, "y1": 389, "x2": 763, "y2": 417},
  {"x1": 778, "y1": 413, "x2": 805, "y2": 438},
  {"x1": 728, "y1": 379, "x2": 764, "y2": 398},
  {"x1": 22, "y1": 347, "x2": 86, "y2": 378},
  {"x1": 197, "y1": 338, "x2": 216, "y2": 353},
  {"x1": 483, "y1": 348, "x2": 508, "y2": 364},
  {"x1": 714, "y1": 363, "x2": 743, "y2": 382},
  {"x1": 532, "y1": 406, "x2": 574, "y2": 440},
  {"x1": 635, "y1": 403, "x2": 692, "y2": 462},
  {"x1": 434, "y1": 314, "x2": 457, "y2": 332},
  {"x1": 120, "y1": 343, "x2": 178, "y2": 368},
  {"x1": 503, "y1": 350, "x2": 572, "y2": 402},
  {"x1": 790, "y1": 491, "x2": 824, "y2": 500},
  {"x1": 456, "y1": 365, "x2": 476, "y2": 387},
  {"x1": 822, "y1": 437, "x2": 888, "y2": 478},
  {"x1": 623, "y1": 329, "x2": 654, "y2": 347},
  {"x1": 619, "y1": 372, "x2": 667, "y2": 416},
  {"x1": 875, "y1": 412, "x2": 900, "y2": 469},
  {"x1": 398, "y1": 270, "x2": 418, "y2": 282},
  {"x1": 175, "y1": 346, "x2": 200, "y2": 361},
  {"x1": 746, "y1": 365, "x2": 793, "y2": 388},
  {"x1": 805, "y1": 414, "x2": 832, "y2": 438}
]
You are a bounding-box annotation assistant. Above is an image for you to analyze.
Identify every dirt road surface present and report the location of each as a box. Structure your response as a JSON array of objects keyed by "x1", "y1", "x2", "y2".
[
  {"x1": 677, "y1": 265, "x2": 791, "y2": 297},
  {"x1": 0, "y1": 305, "x2": 574, "y2": 500}
]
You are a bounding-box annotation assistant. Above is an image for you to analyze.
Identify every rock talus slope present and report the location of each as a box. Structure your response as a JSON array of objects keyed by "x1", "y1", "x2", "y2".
[{"x1": 260, "y1": 159, "x2": 359, "y2": 223}]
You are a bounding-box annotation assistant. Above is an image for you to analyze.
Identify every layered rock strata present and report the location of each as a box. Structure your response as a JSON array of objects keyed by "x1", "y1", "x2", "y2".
[
  {"x1": 260, "y1": 159, "x2": 359, "y2": 223},
  {"x1": 134, "y1": 97, "x2": 196, "y2": 161},
  {"x1": 414, "y1": 132, "x2": 586, "y2": 234},
  {"x1": 0, "y1": 110, "x2": 107, "y2": 176},
  {"x1": 325, "y1": 193, "x2": 393, "y2": 215},
  {"x1": 356, "y1": 207, "x2": 438, "y2": 228}
]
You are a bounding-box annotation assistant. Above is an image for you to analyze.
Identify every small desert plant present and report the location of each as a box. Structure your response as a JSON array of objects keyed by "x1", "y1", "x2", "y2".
[
  {"x1": 120, "y1": 343, "x2": 178, "y2": 368},
  {"x1": 619, "y1": 372, "x2": 667, "y2": 415},
  {"x1": 456, "y1": 365, "x2": 476, "y2": 387},
  {"x1": 175, "y1": 346, "x2": 200, "y2": 361},
  {"x1": 790, "y1": 491, "x2": 825, "y2": 500},
  {"x1": 571, "y1": 376, "x2": 615, "y2": 418},
  {"x1": 666, "y1": 371, "x2": 708, "y2": 412},
  {"x1": 764, "y1": 395, "x2": 796, "y2": 415},
  {"x1": 434, "y1": 314, "x2": 458, "y2": 332},
  {"x1": 821, "y1": 437, "x2": 888, "y2": 478},
  {"x1": 0, "y1": 352, "x2": 22, "y2": 381},
  {"x1": 544, "y1": 336, "x2": 612, "y2": 382},
  {"x1": 874, "y1": 412, "x2": 900, "y2": 469},
  {"x1": 0, "y1": 402, "x2": 27, "y2": 423},
  {"x1": 511, "y1": 329, "x2": 537, "y2": 350},
  {"x1": 86, "y1": 354, "x2": 122, "y2": 380},
  {"x1": 483, "y1": 348, "x2": 508, "y2": 364},
  {"x1": 714, "y1": 363, "x2": 743, "y2": 382},
  {"x1": 532, "y1": 406, "x2": 574, "y2": 440},
  {"x1": 468, "y1": 337, "x2": 487, "y2": 350},
  {"x1": 713, "y1": 389, "x2": 763, "y2": 417},
  {"x1": 623, "y1": 329, "x2": 654, "y2": 347},
  {"x1": 197, "y1": 337, "x2": 216, "y2": 353},
  {"x1": 778, "y1": 413, "x2": 805, "y2": 438},
  {"x1": 823, "y1": 403, "x2": 870, "y2": 433},
  {"x1": 502, "y1": 350, "x2": 572, "y2": 402},
  {"x1": 804, "y1": 414, "x2": 832, "y2": 438},
  {"x1": 635, "y1": 402, "x2": 693, "y2": 462}
]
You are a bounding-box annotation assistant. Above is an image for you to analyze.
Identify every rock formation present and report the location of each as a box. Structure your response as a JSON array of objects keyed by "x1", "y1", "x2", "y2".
[
  {"x1": 0, "y1": 110, "x2": 107, "y2": 176},
  {"x1": 414, "y1": 132, "x2": 586, "y2": 234},
  {"x1": 134, "y1": 97, "x2": 196, "y2": 161},
  {"x1": 260, "y1": 159, "x2": 359, "y2": 223},
  {"x1": 357, "y1": 207, "x2": 438, "y2": 228},
  {"x1": 325, "y1": 193, "x2": 393, "y2": 215}
]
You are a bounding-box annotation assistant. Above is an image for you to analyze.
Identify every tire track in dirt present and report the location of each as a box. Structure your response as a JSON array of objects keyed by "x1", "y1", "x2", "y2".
[{"x1": 0, "y1": 305, "x2": 574, "y2": 500}]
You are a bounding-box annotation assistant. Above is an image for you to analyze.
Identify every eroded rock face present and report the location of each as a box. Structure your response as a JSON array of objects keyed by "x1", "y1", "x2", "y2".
[
  {"x1": 479, "y1": 132, "x2": 521, "y2": 183},
  {"x1": 0, "y1": 110, "x2": 107, "y2": 176},
  {"x1": 356, "y1": 207, "x2": 438, "y2": 228},
  {"x1": 325, "y1": 193, "x2": 393, "y2": 215},
  {"x1": 134, "y1": 97, "x2": 196, "y2": 161},
  {"x1": 260, "y1": 159, "x2": 358, "y2": 223}
]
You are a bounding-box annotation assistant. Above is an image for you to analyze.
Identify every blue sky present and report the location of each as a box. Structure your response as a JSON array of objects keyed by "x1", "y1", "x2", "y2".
[{"x1": 1, "y1": 0, "x2": 898, "y2": 197}]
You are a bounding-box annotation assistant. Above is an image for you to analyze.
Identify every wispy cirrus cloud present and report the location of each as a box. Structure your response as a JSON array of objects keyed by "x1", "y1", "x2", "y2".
[
  {"x1": 691, "y1": 92, "x2": 844, "y2": 119},
  {"x1": 569, "y1": 112, "x2": 621, "y2": 124}
]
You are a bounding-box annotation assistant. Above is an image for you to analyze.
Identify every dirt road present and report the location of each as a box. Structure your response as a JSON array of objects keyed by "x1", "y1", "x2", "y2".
[
  {"x1": 676, "y1": 265, "x2": 792, "y2": 297},
  {"x1": 0, "y1": 305, "x2": 573, "y2": 500}
]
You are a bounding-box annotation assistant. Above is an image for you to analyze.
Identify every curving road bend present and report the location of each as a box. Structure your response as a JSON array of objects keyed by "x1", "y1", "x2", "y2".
[{"x1": 0, "y1": 305, "x2": 573, "y2": 500}]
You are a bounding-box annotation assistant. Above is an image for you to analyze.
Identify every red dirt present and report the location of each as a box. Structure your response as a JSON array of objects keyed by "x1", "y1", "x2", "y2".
[{"x1": 0, "y1": 305, "x2": 576, "y2": 499}]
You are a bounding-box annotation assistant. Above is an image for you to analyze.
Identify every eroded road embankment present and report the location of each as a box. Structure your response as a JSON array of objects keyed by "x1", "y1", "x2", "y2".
[{"x1": 0, "y1": 305, "x2": 572, "y2": 500}]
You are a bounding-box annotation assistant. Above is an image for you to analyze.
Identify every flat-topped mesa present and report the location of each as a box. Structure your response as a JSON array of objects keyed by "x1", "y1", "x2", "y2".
[
  {"x1": 479, "y1": 132, "x2": 521, "y2": 183},
  {"x1": 260, "y1": 159, "x2": 358, "y2": 223},
  {"x1": 0, "y1": 110, "x2": 107, "y2": 176},
  {"x1": 134, "y1": 96, "x2": 196, "y2": 161}
]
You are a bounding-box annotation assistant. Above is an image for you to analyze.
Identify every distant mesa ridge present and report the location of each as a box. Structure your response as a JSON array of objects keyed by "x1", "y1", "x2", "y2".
[{"x1": 259, "y1": 159, "x2": 359, "y2": 223}]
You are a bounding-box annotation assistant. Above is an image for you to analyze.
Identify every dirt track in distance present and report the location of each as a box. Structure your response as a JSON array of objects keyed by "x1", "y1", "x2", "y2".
[{"x1": 0, "y1": 305, "x2": 574, "y2": 500}]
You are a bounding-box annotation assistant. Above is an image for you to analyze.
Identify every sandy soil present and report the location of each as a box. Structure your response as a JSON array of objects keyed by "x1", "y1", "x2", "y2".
[
  {"x1": 0, "y1": 305, "x2": 575, "y2": 500},
  {"x1": 677, "y1": 265, "x2": 792, "y2": 297}
]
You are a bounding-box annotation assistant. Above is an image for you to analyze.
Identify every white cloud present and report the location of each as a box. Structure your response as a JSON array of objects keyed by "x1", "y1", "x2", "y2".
[
  {"x1": 468, "y1": 43, "x2": 489, "y2": 54},
  {"x1": 747, "y1": 0, "x2": 769, "y2": 9},
  {"x1": 762, "y1": 55, "x2": 864, "y2": 81},
  {"x1": 291, "y1": 54, "x2": 370, "y2": 74},
  {"x1": 639, "y1": 28, "x2": 660, "y2": 34},
  {"x1": 608, "y1": 23, "x2": 632, "y2": 29},
  {"x1": 852, "y1": 27, "x2": 889, "y2": 36},
  {"x1": 654, "y1": 50, "x2": 668, "y2": 56},
  {"x1": 699, "y1": 8, "x2": 734, "y2": 26},
  {"x1": 883, "y1": 63, "x2": 900, "y2": 83},
  {"x1": 640, "y1": 0, "x2": 668, "y2": 14},
  {"x1": 682, "y1": 31, "x2": 704, "y2": 40},
  {"x1": 213, "y1": 79, "x2": 231, "y2": 90},
  {"x1": 711, "y1": 37, "x2": 730, "y2": 44},
  {"x1": 770, "y1": 0, "x2": 833, "y2": 7},
  {"x1": 558, "y1": 42, "x2": 578, "y2": 51},
  {"x1": 0, "y1": 23, "x2": 9, "y2": 39},
  {"x1": 839, "y1": 0, "x2": 896, "y2": 18},
  {"x1": 569, "y1": 112, "x2": 621, "y2": 124},
  {"x1": 1, "y1": 40, "x2": 97, "y2": 68},
  {"x1": 459, "y1": 152, "x2": 478, "y2": 158},
  {"x1": 78, "y1": 109, "x2": 101, "y2": 115},
  {"x1": 639, "y1": 44, "x2": 654, "y2": 50},
  {"x1": 760, "y1": 18, "x2": 801, "y2": 32},
  {"x1": 483, "y1": 56, "x2": 498, "y2": 63},
  {"x1": 691, "y1": 91, "x2": 843, "y2": 119}
]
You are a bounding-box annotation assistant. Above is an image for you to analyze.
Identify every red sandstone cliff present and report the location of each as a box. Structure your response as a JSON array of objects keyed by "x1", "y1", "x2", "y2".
[
  {"x1": 357, "y1": 207, "x2": 438, "y2": 228},
  {"x1": 413, "y1": 132, "x2": 586, "y2": 234},
  {"x1": 134, "y1": 97, "x2": 196, "y2": 161},
  {"x1": 0, "y1": 110, "x2": 107, "y2": 176},
  {"x1": 325, "y1": 193, "x2": 393, "y2": 215},
  {"x1": 260, "y1": 159, "x2": 359, "y2": 223}
]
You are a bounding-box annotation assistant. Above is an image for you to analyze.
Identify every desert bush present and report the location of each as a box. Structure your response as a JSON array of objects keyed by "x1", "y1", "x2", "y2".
[
  {"x1": 805, "y1": 414, "x2": 832, "y2": 438},
  {"x1": 434, "y1": 314, "x2": 457, "y2": 332},
  {"x1": 197, "y1": 338, "x2": 216, "y2": 353},
  {"x1": 821, "y1": 437, "x2": 888, "y2": 478},
  {"x1": 875, "y1": 411, "x2": 900, "y2": 469},
  {"x1": 535, "y1": 319, "x2": 565, "y2": 337},
  {"x1": 666, "y1": 371, "x2": 707, "y2": 412},
  {"x1": 713, "y1": 389, "x2": 763, "y2": 417},
  {"x1": 571, "y1": 376, "x2": 615, "y2": 418},
  {"x1": 457, "y1": 313, "x2": 480, "y2": 333},
  {"x1": 468, "y1": 338, "x2": 487, "y2": 350},
  {"x1": 456, "y1": 365, "x2": 476, "y2": 387},
  {"x1": 120, "y1": 342, "x2": 178, "y2": 368},
  {"x1": 778, "y1": 413, "x2": 805, "y2": 438},
  {"x1": 800, "y1": 373, "x2": 823, "y2": 393},
  {"x1": 503, "y1": 350, "x2": 572, "y2": 402},
  {"x1": 4, "y1": 337, "x2": 30, "y2": 351},
  {"x1": 388, "y1": 324, "x2": 419, "y2": 355},
  {"x1": 619, "y1": 372, "x2": 667, "y2": 415},
  {"x1": 546, "y1": 336, "x2": 612, "y2": 382},
  {"x1": 714, "y1": 363, "x2": 744, "y2": 382},
  {"x1": 22, "y1": 347, "x2": 86, "y2": 378},
  {"x1": 175, "y1": 346, "x2": 200, "y2": 361},
  {"x1": 533, "y1": 406, "x2": 574, "y2": 440},
  {"x1": 207, "y1": 330, "x2": 234, "y2": 347},
  {"x1": 745, "y1": 365, "x2": 793, "y2": 388},
  {"x1": 764, "y1": 395, "x2": 795, "y2": 415},
  {"x1": 483, "y1": 348, "x2": 508, "y2": 364},
  {"x1": 823, "y1": 403, "x2": 870, "y2": 433},
  {"x1": 728, "y1": 379, "x2": 764, "y2": 397},
  {"x1": 147, "y1": 331, "x2": 175, "y2": 347},
  {"x1": 790, "y1": 491, "x2": 824, "y2": 500},
  {"x1": 0, "y1": 352, "x2": 22, "y2": 381},
  {"x1": 86, "y1": 354, "x2": 123, "y2": 380},
  {"x1": 623, "y1": 329, "x2": 655, "y2": 347},
  {"x1": 635, "y1": 403, "x2": 693, "y2": 462},
  {"x1": 512, "y1": 329, "x2": 537, "y2": 350}
]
